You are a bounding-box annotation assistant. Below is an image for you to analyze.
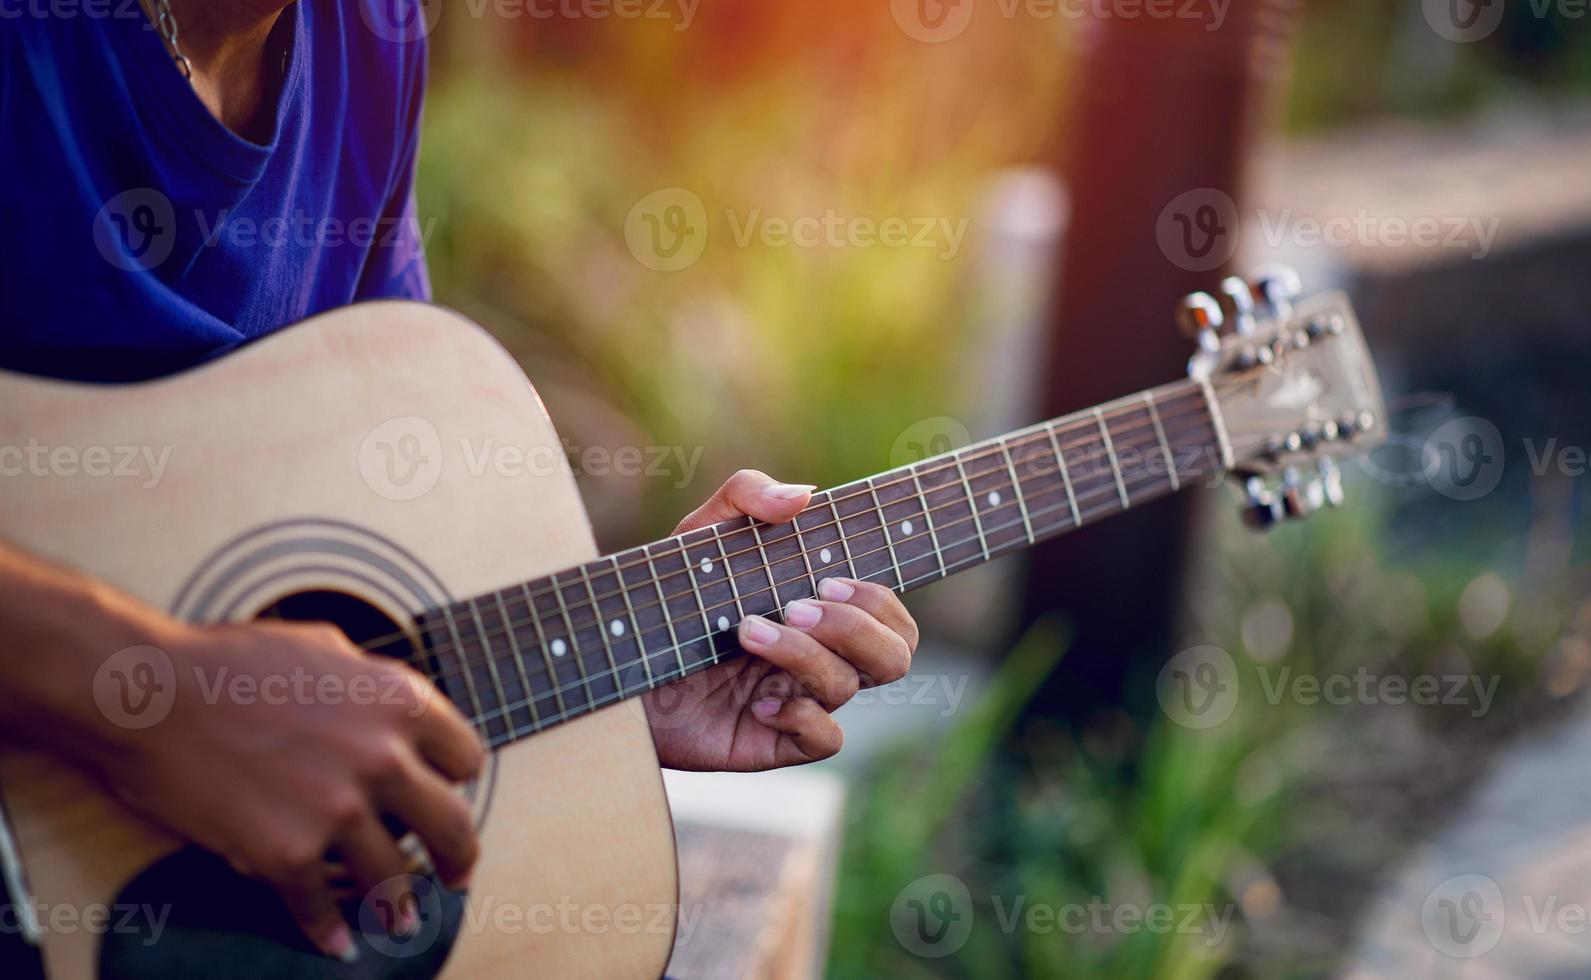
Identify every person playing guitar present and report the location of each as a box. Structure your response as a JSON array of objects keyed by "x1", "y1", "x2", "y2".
[{"x1": 0, "y1": 2, "x2": 918, "y2": 970}]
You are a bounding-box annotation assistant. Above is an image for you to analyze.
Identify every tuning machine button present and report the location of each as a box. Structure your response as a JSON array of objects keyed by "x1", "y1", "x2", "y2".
[
  {"x1": 1219, "y1": 276, "x2": 1258, "y2": 336},
  {"x1": 1242, "y1": 476, "x2": 1284, "y2": 532},
  {"x1": 1250, "y1": 264, "x2": 1302, "y2": 322},
  {"x1": 1281, "y1": 467, "x2": 1325, "y2": 519},
  {"x1": 1318, "y1": 458, "x2": 1345, "y2": 508}
]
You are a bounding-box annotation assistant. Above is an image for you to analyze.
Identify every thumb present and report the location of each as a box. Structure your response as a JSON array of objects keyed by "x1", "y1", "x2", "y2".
[{"x1": 674, "y1": 469, "x2": 814, "y2": 532}]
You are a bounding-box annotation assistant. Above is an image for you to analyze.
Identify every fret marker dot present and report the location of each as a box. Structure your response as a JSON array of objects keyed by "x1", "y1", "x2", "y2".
[
  {"x1": 901, "y1": 519, "x2": 914, "y2": 536},
  {"x1": 610, "y1": 619, "x2": 626, "y2": 637},
  {"x1": 700, "y1": 557, "x2": 713, "y2": 573},
  {"x1": 717, "y1": 615, "x2": 731, "y2": 631},
  {"x1": 550, "y1": 638, "x2": 567, "y2": 657},
  {"x1": 820, "y1": 548, "x2": 833, "y2": 564},
  {"x1": 987, "y1": 491, "x2": 1001, "y2": 507}
]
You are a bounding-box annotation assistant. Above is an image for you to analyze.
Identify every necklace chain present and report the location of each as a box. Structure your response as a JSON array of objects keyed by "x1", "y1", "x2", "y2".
[{"x1": 152, "y1": 0, "x2": 195, "y2": 82}]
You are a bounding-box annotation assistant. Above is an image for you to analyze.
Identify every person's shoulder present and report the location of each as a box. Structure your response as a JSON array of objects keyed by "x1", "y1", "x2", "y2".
[{"x1": 321, "y1": 0, "x2": 429, "y2": 120}]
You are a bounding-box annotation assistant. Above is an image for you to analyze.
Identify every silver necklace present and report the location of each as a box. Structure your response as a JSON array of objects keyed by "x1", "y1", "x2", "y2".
[{"x1": 152, "y1": 0, "x2": 195, "y2": 83}]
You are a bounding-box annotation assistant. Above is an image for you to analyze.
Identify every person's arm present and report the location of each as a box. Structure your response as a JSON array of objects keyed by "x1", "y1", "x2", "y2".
[{"x1": 0, "y1": 540, "x2": 484, "y2": 962}]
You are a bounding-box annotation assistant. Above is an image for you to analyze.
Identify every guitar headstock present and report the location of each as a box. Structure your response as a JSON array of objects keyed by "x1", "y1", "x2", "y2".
[{"x1": 1179, "y1": 266, "x2": 1388, "y2": 530}]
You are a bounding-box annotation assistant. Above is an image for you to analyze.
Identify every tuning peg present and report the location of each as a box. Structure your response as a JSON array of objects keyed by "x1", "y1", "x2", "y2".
[
  {"x1": 1176, "y1": 292, "x2": 1225, "y2": 354},
  {"x1": 1250, "y1": 264, "x2": 1302, "y2": 322},
  {"x1": 1219, "y1": 276, "x2": 1258, "y2": 336},
  {"x1": 1280, "y1": 466, "x2": 1325, "y2": 519},
  {"x1": 1318, "y1": 457, "x2": 1344, "y2": 508},
  {"x1": 1241, "y1": 476, "x2": 1284, "y2": 532}
]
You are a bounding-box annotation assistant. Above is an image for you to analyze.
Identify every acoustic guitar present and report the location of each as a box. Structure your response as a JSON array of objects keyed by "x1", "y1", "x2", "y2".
[{"x1": 0, "y1": 267, "x2": 1385, "y2": 978}]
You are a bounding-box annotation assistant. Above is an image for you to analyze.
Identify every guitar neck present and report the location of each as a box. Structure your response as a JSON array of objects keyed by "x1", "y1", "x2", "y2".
[{"x1": 416, "y1": 377, "x2": 1231, "y2": 748}]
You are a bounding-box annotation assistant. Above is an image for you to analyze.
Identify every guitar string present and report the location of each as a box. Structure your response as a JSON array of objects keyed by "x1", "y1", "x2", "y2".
[
  {"x1": 353, "y1": 389, "x2": 1210, "y2": 659},
  {"x1": 470, "y1": 424, "x2": 1280, "y2": 741},
  {"x1": 411, "y1": 412, "x2": 1223, "y2": 713},
  {"x1": 405, "y1": 405, "x2": 1216, "y2": 688},
  {"x1": 463, "y1": 448, "x2": 1215, "y2": 740}
]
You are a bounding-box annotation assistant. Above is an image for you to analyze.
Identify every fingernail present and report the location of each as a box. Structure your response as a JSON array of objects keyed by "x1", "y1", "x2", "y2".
[
  {"x1": 741, "y1": 615, "x2": 781, "y2": 645},
  {"x1": 752, "y1": 698, "x2": 782, "y2": 718},
  {"x1": 765, "y1": 482, "x2": 816, "y2": 501},
  {"x1": 325, "y1": 922, "x2": 359, "y2": 963},
  {"x1": 818, "y1": 578, "x2": 855, "y2": 602},
  {"x1": 784, "y1": 599, "x2": 823, "y2": 629}
]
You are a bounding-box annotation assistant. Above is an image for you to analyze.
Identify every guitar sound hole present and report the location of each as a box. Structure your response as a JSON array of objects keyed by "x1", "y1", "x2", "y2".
[{"x1": 97, "y1": 592, "x2": 467, "y2": 978}]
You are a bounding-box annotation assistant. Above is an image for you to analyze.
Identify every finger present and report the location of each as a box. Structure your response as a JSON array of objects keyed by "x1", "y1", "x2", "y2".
[
  {"x1": 275, "y1": 865, "x2": 359, "y2": 962},
  {"x1": 378, "y1": 753, "x2": 480, "y2": 891},
  {"x1": 407, "y1": 674, "x2": 488, "y2": 782},
  {"x1": 336, "y1": 815, "x2": 417, "y2": 937},
  {"x1": 781, "y1": 597, "x2": 912, "y2": 688},
  {"x1": 817, "y1": 578, "x2": 920, "y2": 652},
  {"x1": 674, "y1": 469, "x2": 814, "y2": 532},
  {"x1": 751, "y1": 696, "x2": 844, "y2": 766},
  {"x1": 737, "y1": 614, "x2": 860, "y2": 709}
]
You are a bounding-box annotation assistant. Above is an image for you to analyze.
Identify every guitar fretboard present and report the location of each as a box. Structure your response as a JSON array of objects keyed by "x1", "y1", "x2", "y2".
[{"x1": 416, "y1": 378, "x2": 1229, "y2": 748}]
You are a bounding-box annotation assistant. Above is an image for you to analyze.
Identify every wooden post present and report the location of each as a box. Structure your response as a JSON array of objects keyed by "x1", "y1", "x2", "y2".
[{"x1": 1022, "y1": 2, "x2": 1302, "y2": 718}]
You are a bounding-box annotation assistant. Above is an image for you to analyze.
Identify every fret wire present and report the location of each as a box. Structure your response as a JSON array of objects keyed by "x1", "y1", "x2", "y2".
[
  {"x1": 748, "y1": 522, "x2": 785, "y2": 610},
  {"x1": 577, "y1": 564, "x2": 623, "y2": 692},
  {"x1": 709, "y1": 523, "x2": 743, "y2": 658},
  {"x1": 1045, "y1": 419, "x2": 1083, "y2": 528},
  {"x1": 612, "y1": 554, "x2": 652, "y2": 687},
  {"x1": 951, "y1": 452, "x2": 991, "y2": 562},
  {"x1": 826, "y1": 494, "x2": 861, "y2": 582},
  {"x1": 866, "y1": 476, "x2": 905, "y2": 589},
  {"x1": 998, "y1": 439, "x2": 1036, "y2": 545},
  {"x1": 472, "y1": 459, "x2": 1189, "y2": 736},
  {"x1": 1093, "y1": 406, "x2": 1130, "y2": 509},
  {"x1": 677, "y1": 539, "x2": 720, "y2": 659},
  {"x1": 550, "y1": 572, "x2": 595, "y2": 709},
  {"x1": 908, "y1": 467, "x2": 949, "y2": 579},
  {"x1": 492, "y1": 591, "x2": 541, "y2": 730},
  {"x1": 520, "y1": 581, "x2": 569, "y2": 722},
  {"x1": 1144, "y1": 390, "x2": 1179, "y2": 493},
  {"x1": 436, "y1": 605, "x2": 486, "y2": 732},
  {"x1": 642, "y1": 542, "x2": 691, "y2": 678},
  {"x1": 423, "y1": 410, "x2": 1218, "y2": 692},
  {"x1": 789, "y1": 512, "x2": 822, "y2": 598},
  {"x1": 466, "y1": 597, "x2": 512, "y2": 736}
]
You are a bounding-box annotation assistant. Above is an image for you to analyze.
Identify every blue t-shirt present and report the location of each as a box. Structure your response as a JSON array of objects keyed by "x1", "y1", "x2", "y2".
[{"x1": 0, "y1": 1, "x2": 431, "y2": 381}]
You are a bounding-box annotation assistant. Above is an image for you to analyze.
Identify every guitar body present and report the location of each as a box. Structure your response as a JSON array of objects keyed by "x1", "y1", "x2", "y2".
[{"x1": 0, "y1": 304, "x2": 678, "y2": 978}]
